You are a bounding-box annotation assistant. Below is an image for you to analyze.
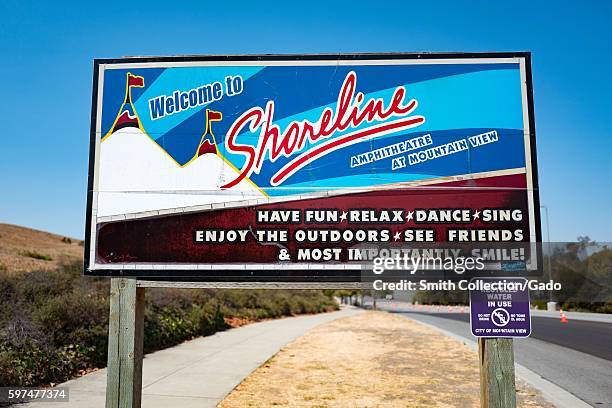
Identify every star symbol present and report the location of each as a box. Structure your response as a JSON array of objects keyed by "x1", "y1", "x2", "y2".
[
  {"x1": 473, "y1": 210, "x2": 480, "y2": 220},
  {"x1": 394, "y1": 231, "x2": 402, "y2": 241},
  {"x1": 406, "y1": 211, "x2": 414, "y2": 222},
  {"x1": 340, "y1": 211, "x2": 348, "y2": 222}
]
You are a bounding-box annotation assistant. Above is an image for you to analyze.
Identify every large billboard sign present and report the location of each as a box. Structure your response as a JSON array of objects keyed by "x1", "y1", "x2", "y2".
[{"x1": 85, "y1": 53, "x2": 540, "y2": 280}]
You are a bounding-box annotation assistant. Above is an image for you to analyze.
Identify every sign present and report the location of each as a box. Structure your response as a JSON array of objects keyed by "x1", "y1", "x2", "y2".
[
  {"x1": 469, "y1": 277, "x2": 531, "y2": 337},
  {"x1": 85, "y1": 53, "x2": 540, "y2": 280}
]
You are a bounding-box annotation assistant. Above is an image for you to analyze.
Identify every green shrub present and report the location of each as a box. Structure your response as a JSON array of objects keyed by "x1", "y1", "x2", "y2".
[
  {"x1": 414, "y1": 289, "x2": 468, "y2": 305},
  {"x1": 19, "y1": 250, "x2": 53, "y2": 261},
  {"x1": 0, "y1": 341, "x2": 95, "y2": 387},
  {"x1": 31, "y1": 292, "x2": 108, "y2": 367},
  {"x1": 15, "y1": 269, "x2": 77, "y2": 308},
  {"x1": 531, "y1": 300, "x2": 548, "y2": 310},
  {"x1": 0, "y1": 276, "x2": 17, "y2": 325}
]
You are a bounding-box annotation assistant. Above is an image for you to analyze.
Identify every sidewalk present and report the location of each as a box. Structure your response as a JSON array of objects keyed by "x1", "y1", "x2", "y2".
[{"x1": 22, "y1": 307, "x2": 362, "y2": 408}]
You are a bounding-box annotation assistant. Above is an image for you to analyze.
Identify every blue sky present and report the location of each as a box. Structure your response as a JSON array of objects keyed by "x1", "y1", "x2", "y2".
[{"x1": 0, "y1": 0, "x2": 610, "y2": 241}]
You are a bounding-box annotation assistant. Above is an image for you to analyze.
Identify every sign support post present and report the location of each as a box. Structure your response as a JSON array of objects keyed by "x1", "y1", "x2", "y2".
[
  {"x1": 105, "y1": 278, "x2": 145, "y2": 408},
  {"x1": 478, "y1": 338, "x2": 516, "y2": 408}
]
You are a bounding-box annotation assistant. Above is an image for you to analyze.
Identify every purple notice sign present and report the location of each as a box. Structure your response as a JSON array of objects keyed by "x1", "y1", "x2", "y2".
[{"x1": 469, "y1": 277, "x2": 531, "y2": 338}]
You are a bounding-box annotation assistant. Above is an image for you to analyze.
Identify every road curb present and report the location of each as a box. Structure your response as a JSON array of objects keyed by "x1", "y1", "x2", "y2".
[
  {"x1": 399, "y1": 313, "x2": 592, "y2": 408},
  {"x1": 530, "y1": 309, "x2": 612, "y2": 324}
]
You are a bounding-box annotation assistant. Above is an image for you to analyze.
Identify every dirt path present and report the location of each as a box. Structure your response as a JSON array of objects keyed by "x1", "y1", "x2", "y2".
[{"x1": 219, "y1": 311, "x2": 553, "y2": 407}]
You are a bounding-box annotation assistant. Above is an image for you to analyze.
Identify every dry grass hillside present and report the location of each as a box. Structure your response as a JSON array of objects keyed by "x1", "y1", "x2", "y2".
[{"x1": 0, "y1": 223, "x2": 83, "y2": 273}]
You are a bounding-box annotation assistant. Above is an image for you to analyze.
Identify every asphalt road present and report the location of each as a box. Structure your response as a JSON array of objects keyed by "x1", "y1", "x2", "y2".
[
  {"x1": 376, "y1": 303, "x2": 612, "y2": 407},
  {"x1": 413, "y1": 312, "x2": 612, "y2": 361}
]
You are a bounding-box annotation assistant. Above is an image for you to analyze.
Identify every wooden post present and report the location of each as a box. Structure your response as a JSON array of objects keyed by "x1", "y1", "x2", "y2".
[
  {"x1": 478, "y1": 338, "x2": 516, "y2": 408},
  {"x1": 106, "y1": 278, "x2": 145, "y2": 408}
]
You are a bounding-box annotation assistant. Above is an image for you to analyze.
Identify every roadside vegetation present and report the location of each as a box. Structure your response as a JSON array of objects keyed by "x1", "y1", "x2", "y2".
[
  {"x1": 414, "y1": 239, "x2": 612, "y2": 313},
  {"x1": 18, "y1": 250, "x2": 53, "y2": 261},
  {"x1": 0, "y1": 262, "x2": 337, "y2": 387}
]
